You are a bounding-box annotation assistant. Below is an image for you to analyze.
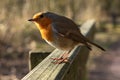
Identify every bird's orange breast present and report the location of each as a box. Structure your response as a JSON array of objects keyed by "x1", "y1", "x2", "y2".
[
  {"x1": 36, "y1": 23, "x2": 53, "y2": 41},
  {"x1": 34, "y1": 17, "x2": 53, "y2": 41},
  {"x1": 40, "y1": 25, "x2": 53, "y2": 41}
]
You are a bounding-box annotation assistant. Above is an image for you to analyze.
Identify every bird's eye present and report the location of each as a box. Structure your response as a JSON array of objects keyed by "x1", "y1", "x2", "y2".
[{"x1": 39, "y1": 14, "x2": 44, "y2": 18}]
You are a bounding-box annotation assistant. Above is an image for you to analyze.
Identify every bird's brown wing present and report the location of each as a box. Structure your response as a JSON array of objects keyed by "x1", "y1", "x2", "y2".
[
  {"x1": 51, "y1": 22, "x2": 92, "y2": 50},
  {"x1": 51, "y1": 22, "x2": 105, "y2": 51},
  {"x1": 51, "y1": 22, "x2": 81, "y2": 40}
]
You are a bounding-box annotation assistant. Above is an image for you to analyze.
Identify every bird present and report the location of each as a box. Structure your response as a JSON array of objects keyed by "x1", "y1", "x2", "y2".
[{"x1": 28, "y1": 12, "x2": 105, "y2": 64}]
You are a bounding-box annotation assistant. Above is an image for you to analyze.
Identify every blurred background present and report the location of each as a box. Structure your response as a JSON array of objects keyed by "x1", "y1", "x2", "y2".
[{"x1": 0, "y1": 0, "x2": 120, "y2": 80}]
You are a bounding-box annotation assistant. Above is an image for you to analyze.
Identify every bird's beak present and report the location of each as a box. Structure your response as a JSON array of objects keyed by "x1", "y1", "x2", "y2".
[{"x1": 28, "y1": 19, "x2": 35, "y2": 21}]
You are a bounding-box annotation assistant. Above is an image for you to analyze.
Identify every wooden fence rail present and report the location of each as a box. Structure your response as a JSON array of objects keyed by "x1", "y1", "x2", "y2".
[{"x1": 22, "y1": 20, "x2": 95, "y2": 80}]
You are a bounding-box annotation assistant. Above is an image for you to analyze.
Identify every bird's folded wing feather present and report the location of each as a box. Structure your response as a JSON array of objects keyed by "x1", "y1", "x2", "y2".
[
  {"x1": 50, "y1": 22, "x2": 105, "y2": 51},
  {"x1": 51, "y1": 22, "x2": 87, "y2": 43}
]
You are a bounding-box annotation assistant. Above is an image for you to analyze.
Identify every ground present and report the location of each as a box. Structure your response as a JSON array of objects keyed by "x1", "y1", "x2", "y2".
[{"x1": 89, "y1": 40, "x2": 120, "y2": 80}]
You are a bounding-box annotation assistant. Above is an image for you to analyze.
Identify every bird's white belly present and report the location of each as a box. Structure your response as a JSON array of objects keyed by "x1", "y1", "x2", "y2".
[{"x1": 45, "y1": 36, "x2": 77, "y2": 51}]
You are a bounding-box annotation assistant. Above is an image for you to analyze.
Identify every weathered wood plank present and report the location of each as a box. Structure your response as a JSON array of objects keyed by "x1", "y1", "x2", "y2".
[
  {"x1": 29, "y1": 51, "x2": 51, "y2": 70},
  {"x1": 22, "y1": 20, "x2": 95, "y2": 80}
]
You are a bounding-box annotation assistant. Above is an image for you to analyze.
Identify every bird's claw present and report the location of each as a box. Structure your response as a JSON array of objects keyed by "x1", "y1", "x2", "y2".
[{"x1": 50, "y1": 57, "x2": 70, "y2": 64}]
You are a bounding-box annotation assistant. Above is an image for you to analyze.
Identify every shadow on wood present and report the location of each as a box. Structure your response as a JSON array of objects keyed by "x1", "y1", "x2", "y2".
[{"x1": 29, "y1": 51, "x2": 51, "y2": 70}]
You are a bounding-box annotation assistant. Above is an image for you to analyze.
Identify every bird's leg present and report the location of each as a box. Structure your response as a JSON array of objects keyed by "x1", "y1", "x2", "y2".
[
  {"x1": 56, "y1": 53, "x2": 69, "y2": 64},
  {"x1": 51, "y1": 50, "x2": 72, "y2": 64},
  {"x1": 51, "y1": 53, "x2": 69, "y2": 64}
]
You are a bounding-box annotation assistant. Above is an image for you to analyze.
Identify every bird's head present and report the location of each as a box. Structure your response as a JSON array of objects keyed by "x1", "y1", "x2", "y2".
[{"x1": 28, "y1": 12, "x2": 52, "y2": 28}]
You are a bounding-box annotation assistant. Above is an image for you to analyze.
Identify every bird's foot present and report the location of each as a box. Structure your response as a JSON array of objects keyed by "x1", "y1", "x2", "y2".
[
  {"x1": 51, "y1": 53, "x2": 70, "y2": 64},
  {"x1": 51, "y1": 57, "x2": 69, "y2": 64}
]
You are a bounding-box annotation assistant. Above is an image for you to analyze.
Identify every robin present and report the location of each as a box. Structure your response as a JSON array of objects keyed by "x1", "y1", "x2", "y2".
[{"x1": 28, "y1": 12, "x2": 105, "y2": 64}]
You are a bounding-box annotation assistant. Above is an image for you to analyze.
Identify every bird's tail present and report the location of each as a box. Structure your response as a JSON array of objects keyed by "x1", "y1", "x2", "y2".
[{"x1": 87, "y1": 40, "x2": 105, "y2": 51}]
